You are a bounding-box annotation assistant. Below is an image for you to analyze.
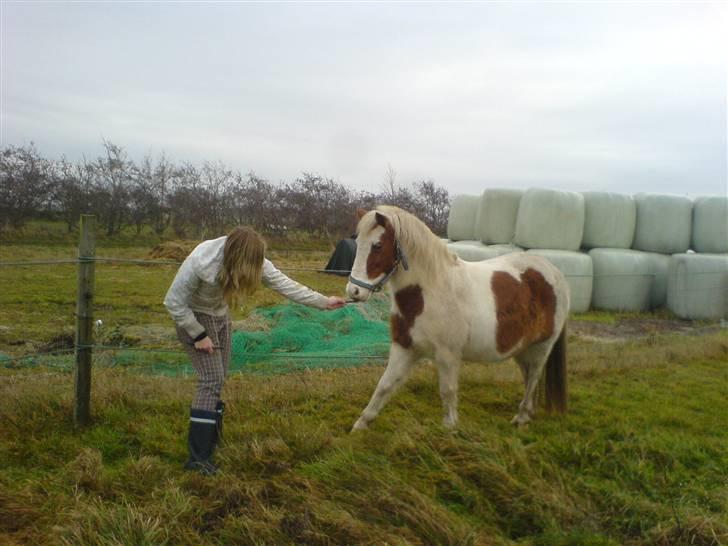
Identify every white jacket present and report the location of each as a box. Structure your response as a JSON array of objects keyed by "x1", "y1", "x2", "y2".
[{"x1": 164, "y1": 236, "x2": 329, "y2": 338}]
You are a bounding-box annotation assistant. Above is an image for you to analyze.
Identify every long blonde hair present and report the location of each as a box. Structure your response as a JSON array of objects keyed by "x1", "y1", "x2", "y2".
[{"x1": 218, "y1": 226, "x2": 266, "y2": 307}]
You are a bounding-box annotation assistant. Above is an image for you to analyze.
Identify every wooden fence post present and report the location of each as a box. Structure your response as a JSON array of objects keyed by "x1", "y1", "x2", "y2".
[{"x1": 74, "y1": 214, "x2": 96, "y2": 427}]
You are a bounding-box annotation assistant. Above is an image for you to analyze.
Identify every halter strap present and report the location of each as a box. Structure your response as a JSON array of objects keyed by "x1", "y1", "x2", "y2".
[{"x1": 348, "y1": 240, "x2": 409, "y2": 293}]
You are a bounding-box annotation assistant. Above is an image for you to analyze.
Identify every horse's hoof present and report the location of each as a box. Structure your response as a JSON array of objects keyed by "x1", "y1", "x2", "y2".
[
  {"x1": 510, "y1": 414, "x2": 531, "y2": 428},
  {"x1": 442, "y1": 417, "x2": 458, "y2": 430},
  {"x1": 351, "y1": 419, "x2": 368, "y2": 432}
]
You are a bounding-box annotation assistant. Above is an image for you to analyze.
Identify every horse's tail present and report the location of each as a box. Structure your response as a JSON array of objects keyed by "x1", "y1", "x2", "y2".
[{"x1": 545, "y1": 325, "x2": 568, "y2": 414}]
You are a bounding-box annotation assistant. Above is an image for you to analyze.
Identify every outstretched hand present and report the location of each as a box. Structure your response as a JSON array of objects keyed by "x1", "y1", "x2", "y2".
[{"x1": 325, "y1": 296, "x2": 346, "y2": 310}]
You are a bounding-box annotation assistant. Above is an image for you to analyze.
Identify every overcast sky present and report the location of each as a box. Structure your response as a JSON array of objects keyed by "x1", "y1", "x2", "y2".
[{"x1": 2, "y1": 2, "x2": 726, "y2": 197}]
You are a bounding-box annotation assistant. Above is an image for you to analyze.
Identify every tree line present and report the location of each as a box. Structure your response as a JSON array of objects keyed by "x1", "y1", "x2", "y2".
[{"x1": 0, "y1": 141, "x2": 451, "y2": 240}]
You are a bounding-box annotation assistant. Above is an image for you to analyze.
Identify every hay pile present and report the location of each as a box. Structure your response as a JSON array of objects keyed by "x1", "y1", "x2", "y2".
[{"x1": 146, "y1": 241, "x2": 197, "y2": 262}]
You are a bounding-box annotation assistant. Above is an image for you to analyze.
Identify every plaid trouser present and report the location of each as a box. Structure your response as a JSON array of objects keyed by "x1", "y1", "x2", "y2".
[{"x1": 176, "y1": 312, "x2": 232, "y2": 411}]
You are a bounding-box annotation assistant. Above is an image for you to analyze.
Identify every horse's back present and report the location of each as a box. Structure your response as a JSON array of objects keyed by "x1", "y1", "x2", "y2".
[
  {"x1": 455, "y1": 253, "x2": 570, "y2": 361},
  {"x1": 463, "y1": 253, "x2": 563, "y2": 286}
]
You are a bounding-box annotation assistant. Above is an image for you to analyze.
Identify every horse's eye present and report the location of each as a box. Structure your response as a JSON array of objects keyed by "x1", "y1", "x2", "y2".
[{"x1": 372, "y1": 242, "x2": 382, "y2": 252}]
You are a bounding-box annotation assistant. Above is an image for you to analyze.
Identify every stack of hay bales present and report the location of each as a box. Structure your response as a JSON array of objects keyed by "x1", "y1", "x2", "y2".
[
  {"x1": 446, "y1": 190, "x2": 523, "y2": 262},
  {"x1": 446, "y1": 195, "x2": 481, "y2": 243},
  {"x1": 443, "y1": 186, "x2": 727, "y2": 319},
  {"x1": 582, "y1": 192, "x2": 662, "y2": 312},
  {"x1": 666, "y1": 196, "x2": 728, "y2": 320},
  {"x1": 630, "y1": 194, "x2": 693, "y2": 309},
  {"x1": 514, "y1": 189, "x2": 592, "y2": 313},
  {"x1": 475, "y1": 189, "x2": 524, "y2": 244},
  {"x1": 581, "y1": 192, "x2": 643, "y2": 311}
]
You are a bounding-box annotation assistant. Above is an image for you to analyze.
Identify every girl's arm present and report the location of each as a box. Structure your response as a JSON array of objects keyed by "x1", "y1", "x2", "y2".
[
  {"x1": 163, "y1": 258, "x2": 207, "y2": 340},
  {"x1": 261, "y1": 259, "x2": 332, "y2": 309}
]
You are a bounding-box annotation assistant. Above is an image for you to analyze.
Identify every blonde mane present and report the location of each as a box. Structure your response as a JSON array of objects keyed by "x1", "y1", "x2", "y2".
[{"x1": 375, "y1": 205, "x2": 456, "y2": 275}]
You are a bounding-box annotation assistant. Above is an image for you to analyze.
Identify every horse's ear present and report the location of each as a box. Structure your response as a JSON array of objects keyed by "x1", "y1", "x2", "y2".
[
  {"x1": 375, "y1": 212, "x2": 389, "y2": 227},
  {"x1": 356, "y1": 208, "x2": 368, "y2": 220}
]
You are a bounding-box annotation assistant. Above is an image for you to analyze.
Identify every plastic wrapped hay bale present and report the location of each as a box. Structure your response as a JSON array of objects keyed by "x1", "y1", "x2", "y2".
[
  {"x1": 581, "y1": 192, "x2": 636, "y2": 249},
  {"x1": 692, "y1": 196, "x2": 728, "y2": 254},
  {"x1": 589, "y1": 249, "x2": 668, "y2": 310},
  {"x1": 474, "y1": 189, "x2": 524, "y2": 244},
  {"x1": 526, "y1": 249, "x2": 593, "y2": 313},
  {"x1": 633, "y1": 194, "x2": 692, "y2": 254},
  {"x1": 487, "y1": 244, "x2": 524, "y2": 255},
  {"x1": 514, "y1": 188, "x2": 585, "y2": 251},
  {"x1": 448, "y1": 241, "x2": 523, "y2": 262},
  {"x1": 589, "y1": 249, "x2": 654, "y2": 311},
  {"x1": 644, "y1": 252, "x2": 671, "y2": 309},
  {"x1": 446, "y1": 195, "x2": 481, "y2": 242},
  {"x1": 448, "y1": 241, "x2": 503, "y2": 262},
  {"x1": 667, "y1": 254, "x2": 728, "y2": 319}
]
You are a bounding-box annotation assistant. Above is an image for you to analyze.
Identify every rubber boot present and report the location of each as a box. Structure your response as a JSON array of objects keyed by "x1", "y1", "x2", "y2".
[
  {"x1": 184, "y1": 408, "x2": 219, "y2": 475},
  {"x1": 215, "y1": 400, "x2": 225, "y2": 446}
]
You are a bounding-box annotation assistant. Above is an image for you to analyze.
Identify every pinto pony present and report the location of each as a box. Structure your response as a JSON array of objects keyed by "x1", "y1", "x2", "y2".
[{"x1": 346, "y1": 206, "x2": 570, "y2": 430}]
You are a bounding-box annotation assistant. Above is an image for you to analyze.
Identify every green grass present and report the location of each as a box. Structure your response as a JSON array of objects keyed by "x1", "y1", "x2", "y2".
[
  {"x1": 1, "y1": 332, "x2": 727, "y2": 545},
  {"x1": 0, "y1": 241, "x2": 346, "y2": 355}
]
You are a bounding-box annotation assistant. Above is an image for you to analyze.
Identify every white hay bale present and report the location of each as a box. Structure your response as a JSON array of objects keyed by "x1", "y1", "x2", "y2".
[
  {"x1": 514, "y1": 188, "x2": 585, "y2": 251},
  {"x1": 589, "y1": 249, "x2": 654, "y2": 311},
  {"x1": 526, "y1": 249, "x2": 593, "y2": 313},
  {"x1": 446, "y1": 195, "x2": 481, "y2": 242},
  {"x1": 447, "y1": 241, "x2": 503, "y2": 262},
  {"x1": 449, "y1": 240, "x2": 483, "y2": 247},
  {"x1": 590, "y1": 249, "x2": 671, "y2": 310},
  {"x1": 581, "y1": 192, "x2": 636, "y2": 249},
  {"x1": 448, "y1": 242, "x2": 523, "y2": 262},
  {"x1": 487, "y1": 243, "x2": 524, "y2": 255},
  {"x1": 667, "y1": 254, "x2": 728, "y2": 319},
  {"x1": 692, "y1": 196, "x2": 728, "y2": 254},
  {"x1": 474, "y1": 189, "x2": 523, "y2": 244},
  {"x1": 644, "y1": 252, "x2": 671, "y2": 309},
  {"x1": 633, "y1": 194, "x2": 692, "y2": 254}
]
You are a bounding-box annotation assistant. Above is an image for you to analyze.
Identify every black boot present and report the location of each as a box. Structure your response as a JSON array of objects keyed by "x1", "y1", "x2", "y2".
[
  {"x1": 215, "y1": 400, "x2": 225, "y2": 445},
  {"x1": 184, "y1": 408, "x2": 219, "y2": 475}
]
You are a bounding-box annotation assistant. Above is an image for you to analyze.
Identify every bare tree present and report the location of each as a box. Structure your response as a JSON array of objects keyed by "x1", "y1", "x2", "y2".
[
  {"x1": 92, "y1": 140, "x2": 135, "y2": 236},
  {"x1": 413, "y1": 179, "x2": 450, "y2": 235},
  {"x1": 0, "y1": 144, "x2": 50, "y2": 230},
  {"x1": 0, "y1": 140, "x2": 450, "y2": 240},
  {"x1": 381, "y1": 163, "x2": 397, "y2": 203}
]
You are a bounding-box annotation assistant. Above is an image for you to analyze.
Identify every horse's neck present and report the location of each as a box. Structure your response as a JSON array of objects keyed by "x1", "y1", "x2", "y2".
[{"x1": 389, "y1": 251, "x2": 452, "y2": 294}]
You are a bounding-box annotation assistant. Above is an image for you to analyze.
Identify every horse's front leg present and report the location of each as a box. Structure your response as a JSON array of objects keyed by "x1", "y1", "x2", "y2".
[
  {"x1": 352, "y1": 344, "x2": 416, "y2": 431},
  {"x1": 435, "y1": 349, "x2": 462, "y2": 429}
]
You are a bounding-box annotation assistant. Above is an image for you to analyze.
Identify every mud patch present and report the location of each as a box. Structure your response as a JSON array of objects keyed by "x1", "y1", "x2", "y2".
[
  {"x1": 40, "y1": 333, "x2": 75, "y2": 352},
  {"x1": 570, "y1": 317, "x2": 722, "y2": 343}
]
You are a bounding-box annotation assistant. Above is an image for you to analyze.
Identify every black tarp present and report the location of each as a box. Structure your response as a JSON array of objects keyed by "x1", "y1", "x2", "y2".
[{"x1": 324, "y1": 237, "x2": 357, "y2": 275}]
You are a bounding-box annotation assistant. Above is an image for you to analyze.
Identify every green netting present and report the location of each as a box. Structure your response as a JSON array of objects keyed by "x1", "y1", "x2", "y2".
[
  {"x1": 227, "y1": 297, "x2": 392, "y2": 373},
  {"x1": 4, "y1": 296, "x2": 393, "y2": 376}
]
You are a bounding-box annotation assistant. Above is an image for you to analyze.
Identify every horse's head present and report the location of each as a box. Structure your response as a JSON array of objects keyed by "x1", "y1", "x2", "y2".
[{"x1": 346, "y1": 208, "x2": 406, "y2": 301}]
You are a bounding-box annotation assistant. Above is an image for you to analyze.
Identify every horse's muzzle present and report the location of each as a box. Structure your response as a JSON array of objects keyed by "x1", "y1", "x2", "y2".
[{"x1": 346, "y1": 281, "x2": 371, "y2": 302}]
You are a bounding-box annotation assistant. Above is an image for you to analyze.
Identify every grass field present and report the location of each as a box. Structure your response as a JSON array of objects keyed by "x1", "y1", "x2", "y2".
[
  {"x1": 0, "y1": 224, "x2": 344, "y2": 355},
  {"x1": 2, "y1": 332, "x2": 727, "y2": 545},
  {"x1": 1, "y1": 222, "x2": 727, "y2": 545}
]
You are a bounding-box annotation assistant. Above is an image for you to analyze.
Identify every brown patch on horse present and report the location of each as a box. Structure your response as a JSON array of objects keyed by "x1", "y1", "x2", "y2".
[
  {"x1": 390, "y1": 284, "x2": 424, "y2": 348},
  {"x1": 366, "y1": 216, "x2": 397, "y2": 279},
  {"x1": 491, "y1": 268, "x2": 556, "y2": 354}
]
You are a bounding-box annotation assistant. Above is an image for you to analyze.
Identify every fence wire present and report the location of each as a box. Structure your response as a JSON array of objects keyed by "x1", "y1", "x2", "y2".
[{"x1": 1, "y1": 252, "x2": 726, "y2": 375}]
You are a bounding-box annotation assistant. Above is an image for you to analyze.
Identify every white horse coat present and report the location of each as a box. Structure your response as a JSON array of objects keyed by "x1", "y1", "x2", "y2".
[{"x1": 346, "y1": 206, "x2": 570, "y2": 429}]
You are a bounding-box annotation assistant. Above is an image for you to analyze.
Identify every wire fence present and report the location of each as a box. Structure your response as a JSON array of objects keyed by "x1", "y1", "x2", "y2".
[
  {"x1": 0, "y1": 344, "x2": 388, "y2": 367},
  {"x1": 1, "y1": 252, "x2": 727, "y2": 376},
  {"x1": 0, "y1": 256, "x2": 352, "y2": 274}
]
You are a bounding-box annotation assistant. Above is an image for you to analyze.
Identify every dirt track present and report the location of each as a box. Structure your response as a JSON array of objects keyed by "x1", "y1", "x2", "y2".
[{"x1": 569, "y1": 316, "x2": 723, "y2": 343}]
